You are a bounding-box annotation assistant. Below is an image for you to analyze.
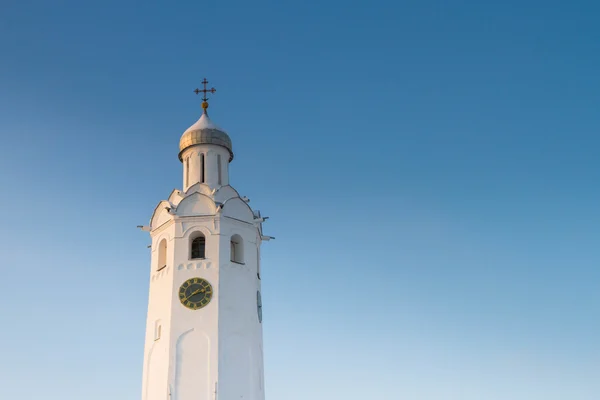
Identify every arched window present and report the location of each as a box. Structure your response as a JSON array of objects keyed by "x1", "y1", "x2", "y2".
[
  {"x1": 190, "y1": 233, "x2": 206, "y2": 259},
  {"x1": 230, "y1": 234, "x2": 244, "y2": 264},
  {"x1": 217, "y1": 154, "x2": 222, "y2": 185},
  {"x1": 200, "y1": 153, "x2": 205, "y2": 183},
  {"x1": 158, "y1": 239, "x2": 167, "y2": 270},
  {"x1": 185, "y1": 157, "x2": 189, "y2": 187}
]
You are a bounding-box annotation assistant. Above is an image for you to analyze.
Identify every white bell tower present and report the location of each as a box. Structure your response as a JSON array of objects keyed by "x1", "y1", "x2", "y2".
[{"x1": 140, "y1": 80, "x2": 271, "y2": 400}]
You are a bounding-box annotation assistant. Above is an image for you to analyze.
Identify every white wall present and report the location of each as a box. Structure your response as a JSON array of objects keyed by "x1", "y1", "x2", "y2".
[
  {"x1": 217, "y1": 219, "x2": 264, "y2": 400},
  {"x1": 141, "y1": 185, "x2": 265, "y2": 400}
]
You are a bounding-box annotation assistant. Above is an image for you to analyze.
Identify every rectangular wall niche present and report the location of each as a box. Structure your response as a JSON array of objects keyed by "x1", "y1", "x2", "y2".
[{"x1": 154, "y1": 320, "x2": 162, "y2": 341}]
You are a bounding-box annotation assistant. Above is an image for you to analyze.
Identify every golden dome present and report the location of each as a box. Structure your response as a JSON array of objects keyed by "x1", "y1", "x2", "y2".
[{"x1": 178, "y1": 112, "x2": 233, "y2": 162}]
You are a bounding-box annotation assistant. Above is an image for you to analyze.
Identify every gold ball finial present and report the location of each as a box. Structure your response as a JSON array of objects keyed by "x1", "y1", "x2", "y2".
[{"x1": 202, "y1": 101, "x2": 209, "y2": 110}]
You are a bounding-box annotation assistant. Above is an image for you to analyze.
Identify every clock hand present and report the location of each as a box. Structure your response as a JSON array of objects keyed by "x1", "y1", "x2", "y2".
[{"x1": 183, "y1": 288, "x2": 202, "y2": 302}]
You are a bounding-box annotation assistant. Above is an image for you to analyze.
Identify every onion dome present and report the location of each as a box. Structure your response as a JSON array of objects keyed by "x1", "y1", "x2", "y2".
[{"x1": 178, "y1": 108, "x2": 234, "y2": 162}]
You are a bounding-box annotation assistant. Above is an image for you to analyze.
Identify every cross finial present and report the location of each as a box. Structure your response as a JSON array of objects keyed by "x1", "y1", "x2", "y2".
[{"x1": 194, "y1": 78, "x2": 216, "y2": 112}]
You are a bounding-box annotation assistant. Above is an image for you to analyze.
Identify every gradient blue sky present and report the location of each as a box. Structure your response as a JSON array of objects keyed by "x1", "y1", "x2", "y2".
[{"x1": 1, "y1": 0, "x2": 599, "y2": 399}]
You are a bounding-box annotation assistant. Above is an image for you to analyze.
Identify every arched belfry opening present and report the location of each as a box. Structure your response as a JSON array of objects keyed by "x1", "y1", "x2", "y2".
[
  {"x1": 230, "y1": 234, "x2": 244, "y2": 264},
  {"x1": 190, "y1": 232, "x2": 206, "y2": 259}
]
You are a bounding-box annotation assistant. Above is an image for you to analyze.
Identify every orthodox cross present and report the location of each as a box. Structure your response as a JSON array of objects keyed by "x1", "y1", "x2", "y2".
[{"x1": 194, "y1": 78, "x2": 216, "y2": 103}]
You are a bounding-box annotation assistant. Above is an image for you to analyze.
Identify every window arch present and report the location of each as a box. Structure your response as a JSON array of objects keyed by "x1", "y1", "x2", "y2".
[
  {"x1": 157, "y1": 239, "x2": 167, "y2": 270},
  {"x1": 230, "y1": 234, "x2": 244, "y2": 264},
  {"x1": 190, "y1": 232, "x2": 206, "y2": 259}
]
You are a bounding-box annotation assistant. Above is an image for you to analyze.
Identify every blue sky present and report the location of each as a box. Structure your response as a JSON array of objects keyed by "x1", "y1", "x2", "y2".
[{"x1": 1, "y1": 0, "x2": 599, "y2": 399}]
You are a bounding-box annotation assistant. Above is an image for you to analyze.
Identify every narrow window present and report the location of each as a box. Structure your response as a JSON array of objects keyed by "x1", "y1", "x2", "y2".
[
  {"x1": 185, "y1": 157, "x2": 189, "y2": 187},
  {"x1": 257, "y1": 291, "x2": 262, "y2": 323},
  {"x1": 157, "y1": 239, "x2": 167, "y2": 270},
  {"x1": 230, "y1": 234, "x2": 244, "y2": 263},
  {"x1": 217, "y1": 154, "x2": 222, "y2": 185},
  {"x1": 200, "y1": 153, "x2": 205, "y2": 183},
  {"x1": 191, "y1": 234, "x2": 206, "y2": 259},
  {"x1": 257, "y1": 247, "x2": 261, "y2": 279},
  {"x1": 154, "y1": 320, "x2": 162, "y2": 340}
]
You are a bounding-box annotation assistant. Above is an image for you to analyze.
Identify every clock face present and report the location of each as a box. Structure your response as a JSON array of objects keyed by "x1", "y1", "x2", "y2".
[
  {"x1": 257, "y1": 291, "x2": 262, "y2": 323},
  {"x1": 178, "y1": 278, "x2": 213, "y2": 310}
]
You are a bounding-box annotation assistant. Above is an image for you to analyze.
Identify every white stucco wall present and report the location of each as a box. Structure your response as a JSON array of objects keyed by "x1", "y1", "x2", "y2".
[
  {"x1": 217, "y1": 219, "x2": 264, "y2": 400},
  {"x1": 141, "y1": 179, "x2": 265, "y2": 400}
]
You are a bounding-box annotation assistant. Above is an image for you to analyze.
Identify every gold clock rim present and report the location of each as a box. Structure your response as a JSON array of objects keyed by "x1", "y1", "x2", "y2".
[{"x1": 178, "y1": 277, "x2": 213, "y2": 310}]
